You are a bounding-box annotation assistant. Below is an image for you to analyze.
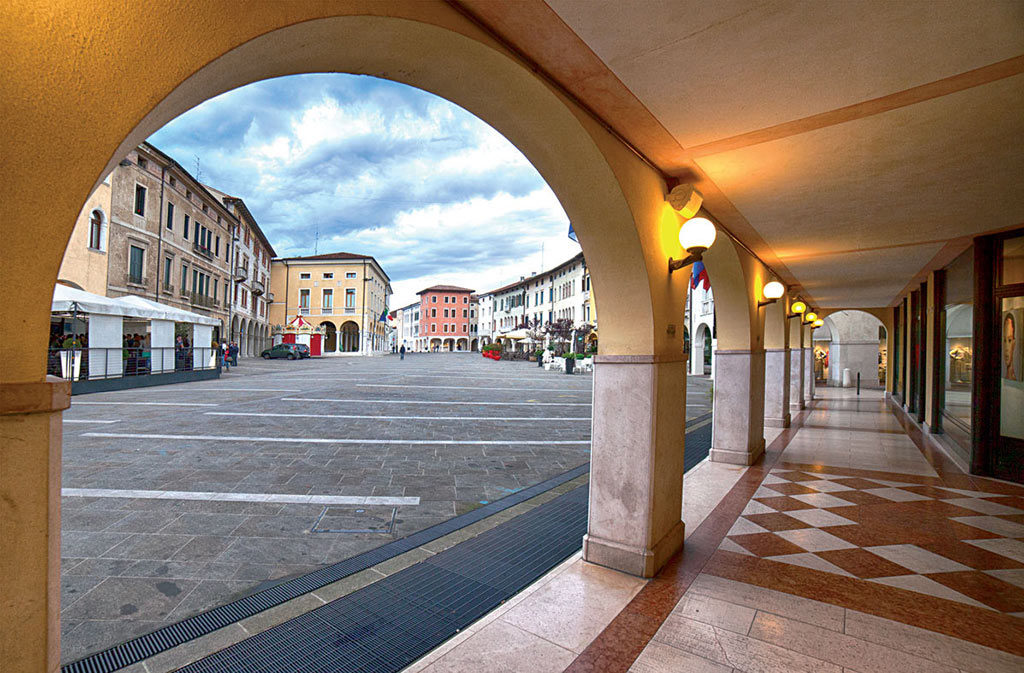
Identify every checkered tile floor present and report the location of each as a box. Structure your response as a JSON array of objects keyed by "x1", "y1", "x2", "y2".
[{"x1": 721, "y1": 467, "x2": 1024, "y2": 615}]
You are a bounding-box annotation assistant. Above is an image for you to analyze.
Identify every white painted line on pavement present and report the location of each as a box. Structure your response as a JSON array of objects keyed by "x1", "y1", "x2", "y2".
[
  {"x1": 82, "y1": 432, "x2": 591, "y2": 446},
  {"x1": 205, "y1": 411, "x2": 591, "y2": 421},
  {"x1": 281, "y1": 397, "x2": 591, "y2": 406},
  {"x1": 60, "y1": 487, "x2": 419, "y2": 506},
  {"x1": 180, "y1": 388, "x2": 301, "y2": 392},
  {"x1": 358, "y1": 384, "x2": 587, "y2": 393},
  {"x1": 62, "y1": 419, "x2": 121, "y2": 424},
  {"x1": 73, "y1": 401, "x2": 219, "y2": 407}
]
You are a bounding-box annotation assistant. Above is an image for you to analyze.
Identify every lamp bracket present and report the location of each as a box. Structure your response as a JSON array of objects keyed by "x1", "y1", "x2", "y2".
[
  {"x1": 758, "y1": 298, "x2": 779, "y2": 307},
  {"x1": 668, "y1": 248, "x2": 706, "y2": 274}
]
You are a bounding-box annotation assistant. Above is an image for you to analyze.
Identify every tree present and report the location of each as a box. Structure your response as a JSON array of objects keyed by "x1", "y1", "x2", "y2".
[
  {"x1": 524, "y1": 318, "x2": 546, "y2": 344},
  {"x1": 543, "y1": 318, "x2": 574, "y2": 354}
]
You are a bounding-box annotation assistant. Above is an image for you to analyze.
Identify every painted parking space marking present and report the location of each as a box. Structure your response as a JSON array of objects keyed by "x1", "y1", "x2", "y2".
[
  {"x1": 60, "y1": 487, "x2": 419, "y2": 506},
  {"x1": 73, "y1": 401, "x2": 219, "y2": 407},
  {"x1": 82, "y1": 432, "x2": 591, "y2": 445},
  {"x1": 205, "y1": 411, "x2": 592, "y2": 421},
  {"x1": 62, "y1": 419, "x2": 121, "y2": 424},
  {"x1": 357, "y1": 383, "x2": 588, "y2": 392},
  {"x1": 281, "y1": 397, "x2": 592, "y2": 406}
]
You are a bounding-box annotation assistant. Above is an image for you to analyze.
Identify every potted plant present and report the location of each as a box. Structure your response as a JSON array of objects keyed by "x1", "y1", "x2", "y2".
[
  {"x1": 535, "y1": 349, "x2": 545, "y2": 367},
  {"x1": 563, "y1": 352, "x2": 576, "y2": 375}
]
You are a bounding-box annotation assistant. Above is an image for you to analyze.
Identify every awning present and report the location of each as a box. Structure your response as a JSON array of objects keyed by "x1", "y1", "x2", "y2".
[{"x1": 52, "y1": 285, "x2": 221, "y2": 326}]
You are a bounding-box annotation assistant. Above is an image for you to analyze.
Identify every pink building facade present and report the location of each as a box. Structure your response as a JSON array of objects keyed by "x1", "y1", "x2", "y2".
[{"x1": 417, "y1": 285, "x2": 475, "y2": 351}]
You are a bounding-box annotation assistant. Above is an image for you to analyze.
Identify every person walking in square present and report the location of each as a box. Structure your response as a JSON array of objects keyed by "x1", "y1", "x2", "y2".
[
  {"x1": 400, "y1": 343, "x2": 406, "y2": 360},
  {"x1": 229, "y1": 341, "x2": 239, "y2": 366},
  {"x1": 221, "y1": 340, "x2": 230, "y2": 372}
]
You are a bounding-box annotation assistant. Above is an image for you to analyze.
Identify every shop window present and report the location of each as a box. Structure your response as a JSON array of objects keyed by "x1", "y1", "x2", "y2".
[
  {"x1": 999, "y1": 234, "x2": 1024, "y2": 441},
  {"x1": 942, "y1": 248, "x2": 974, "y2": 432}
]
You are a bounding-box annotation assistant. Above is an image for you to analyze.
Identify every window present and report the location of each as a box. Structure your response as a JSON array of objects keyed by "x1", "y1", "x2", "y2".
[
  {"x1": 431, "y1": 324, "x2": 436, "y2": 333},
  {"x1": 443, "y1": 324, "x2": 448, "y2": 333},
  {"x1": 183, "y1": 214, "x2": 190, "y2": 239},
  {"x1": 299, "y1": 289, "x2": 310, "y2": 313},
  {"x1": 212, "y1": 277, "x2": 218, "y2": 299},
  {"x1": 323, "y1": 273, "x2": 334, "y2": 279},
  {"x1": 128, "y1": 245, "x2": 144, "y2": 283},
  {"x1": 192, "y1": 269, "x2": 198, "y2": 292},
  {"x1": 942, "y1": 248, "x2": 974, "y2": 436},
  {"x1": 300, "y1": 272, "x2": 311, "y2": 280},
  {"x1": 431, "y1": 296, "x2": 437, "y2": 303},
  {"x1": 163, "y1": 258, "x2": 172, "y2": 287},
  {"x1": 431, "y1": 308, "x2": 436, "y2": 317},
  {"x1": 443, "y1": 308, "x2": 449, "y2": 318},
  {"x1": 463, "y1": 325, "x2": 468, "y2": 333},
  {"x1": 463, "y1": 297, "x2": 468, "y2": 303},
  {"x1": 194, "y1": 221, "x2": 200, "y2": 244},
  {"x1": 463, "y1": 309, "x2": 468, "y2": 318},
  {"x1": 182, "y1": 263, "x2": 188, "y2": 288},
  {"x1": 166, "y1": 202, "x2": 174, "y2": 230},
  {"x1": 88, "y1": 210, "x2": 103, "y2": 250},
  {"x1": 169, "y1": 176, "x2": 176, "y2": 188},
  {"x1": 346, "y1": 272, "x2": 356, "y2": 279},
  {"x1": 345, "y1": 288, "x2": 356, "y2": 308},
  {"x1": 185, "y1": 189, "x2": 192, "y2": 200},
  {"x1": 202, "y1": 203, "x2": 208, "y2": 213},
  {"x1": 137, "y1": 157, "x2": 147, "y2": 169},
  {"x1": 323, "y1": 289, "x2": 333, "y2": 309},
  {"x1": 134, "y1": 184, "x2": 146, "y2": 216}
]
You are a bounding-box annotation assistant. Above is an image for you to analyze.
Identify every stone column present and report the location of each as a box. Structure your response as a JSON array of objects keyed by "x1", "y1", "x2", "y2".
[
  {"x1": 764, "y1": 349, "x2": 791, "y2": 427},
  {"x1": 710, "y1": 349, "x2": 767, "y2": 465},
  {"x1": 763, "y1": 299, "x2": 790, "y2": 428},
  {"x1": 0, "y1": 378, "x2": 70, "y2": 672},
  {"x1": 804, "y1": 345, "x2": 815, "y2": 404},
  {"x1": 789, "y1": 317, "x2": 805, "y2": 411},
  {"x1": 584, "y1": 355, "x2": 685, "y2": 578}
]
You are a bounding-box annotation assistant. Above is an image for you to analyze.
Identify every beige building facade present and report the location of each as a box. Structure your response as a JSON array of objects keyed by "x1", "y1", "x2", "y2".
[
  {"x1": 268, "y1": 252, "x2": 391, "y2": 355},
  {"x1": 57, "y1": 179, "x2": 112, "y2": 296}
]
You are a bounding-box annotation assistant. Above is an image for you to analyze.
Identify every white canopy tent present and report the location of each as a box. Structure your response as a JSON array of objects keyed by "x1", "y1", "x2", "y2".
[{"x1": 51, "y1": 285, "x2": 221, "y2": 379}]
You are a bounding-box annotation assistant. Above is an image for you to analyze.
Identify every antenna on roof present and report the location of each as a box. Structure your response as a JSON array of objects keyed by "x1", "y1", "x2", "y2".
[
  {"x1": 193, "y1": 155, "x2": 202, "y2": 182},
  {"x1": 314, "y1": 222, "x2": 320, "y2": 256}
]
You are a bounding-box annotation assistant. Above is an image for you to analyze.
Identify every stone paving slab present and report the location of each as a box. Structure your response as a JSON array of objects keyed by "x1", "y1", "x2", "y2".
[{"x1": 58, "y1": 354, "x2": 711, "y2": 664}]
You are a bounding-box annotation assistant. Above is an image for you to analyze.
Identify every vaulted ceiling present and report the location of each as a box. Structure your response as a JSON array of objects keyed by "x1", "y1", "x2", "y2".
[{"x1": 459, "y1": 0, "x2": 1024, "y2": 307}]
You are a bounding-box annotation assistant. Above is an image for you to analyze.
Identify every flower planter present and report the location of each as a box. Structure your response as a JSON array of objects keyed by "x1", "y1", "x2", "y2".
[{"x1": 564, "y1": 357, "x2": 575, "y2": 375}]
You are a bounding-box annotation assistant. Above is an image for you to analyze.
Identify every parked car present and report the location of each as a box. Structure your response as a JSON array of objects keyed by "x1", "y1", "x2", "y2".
[
  {"x1": 294, "y1": 344, "x2": 311, "y2": 359},
  {"x1": 261, "y1": 343, "x2": 302, "y2": 360}
]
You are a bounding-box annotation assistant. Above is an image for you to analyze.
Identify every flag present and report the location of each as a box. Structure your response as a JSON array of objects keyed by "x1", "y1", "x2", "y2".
[
  {"x1": 691, "y1": 261, "x2": 710, "y2": 291},
  {"x1": 567, "y1": 222, "x2": 578, "y2": 243},
  {"x1": 379, "y1": 308, "x2": 388, "y2": 322}
]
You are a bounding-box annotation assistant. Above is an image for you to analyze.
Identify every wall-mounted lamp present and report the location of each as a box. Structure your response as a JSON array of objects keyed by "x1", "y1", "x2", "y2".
[
  {"x1": 804, "y1": 311, "x2": 818, "y2": 324},
  {"x1": 669, "y1": 216, "x2": 717, "y2": 274},
  {"x1": 812, "y1": 318, "x2": 824, "y2": 327},
  {"x1": 787, "y1": 300, "x2": 807, "y2": 319},
  {"x1": 757, "y1": 280, "x2": 785, "y2": 307}
]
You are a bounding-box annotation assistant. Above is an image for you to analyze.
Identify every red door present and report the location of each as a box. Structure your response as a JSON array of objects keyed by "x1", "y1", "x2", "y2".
[
  {"x1": 282, "y1": 333, "x2": 296, "y2": 344},
  {"x1": 310, "y1": 334, "x2": 322, "y2": 356}
]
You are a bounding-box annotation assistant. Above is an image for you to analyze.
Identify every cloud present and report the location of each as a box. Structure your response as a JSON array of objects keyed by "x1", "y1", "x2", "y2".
[{"x1": 148, "y1": 73, "x2": 580, "y2": 309}]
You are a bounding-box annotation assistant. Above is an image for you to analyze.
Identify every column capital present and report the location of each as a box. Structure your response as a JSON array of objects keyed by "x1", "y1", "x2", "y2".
[{"x1": 0, "y1": 376, "x2": 70, "y2": 415}]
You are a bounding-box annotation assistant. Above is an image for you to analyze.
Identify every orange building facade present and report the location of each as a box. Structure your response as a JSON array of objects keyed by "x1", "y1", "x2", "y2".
[{"x1": 417, "y1": 285, "x2": 475, "y2": 352}]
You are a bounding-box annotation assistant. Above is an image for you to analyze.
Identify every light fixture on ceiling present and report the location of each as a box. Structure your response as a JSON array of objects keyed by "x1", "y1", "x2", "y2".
[
  {"x1": 669, "y1": 216, "x2": 717, "y2": 274},
  {"x1": 758, "y1": 280, "x2": 785, "y2": 307}
]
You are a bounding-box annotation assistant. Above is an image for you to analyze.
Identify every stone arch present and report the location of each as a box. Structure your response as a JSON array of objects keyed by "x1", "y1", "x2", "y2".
[
  {"x1": 816, "y1": 309, "x2": 886, "y2": 389},
  {"x1": 456, "y1": 338, "x2": 467, "y2": 351},
  {"x1": 694, "y1": 322, "x2": 713, "y2": 375},
  {"x1": 320, "y1": 320, "x2": 337, "y2": 353},
  {"x1": 470, "y1": 338, "x2": 478, "y2": 352},
  {"x1": 340, "y1": 320, "x2": 359, "y2": 353}
]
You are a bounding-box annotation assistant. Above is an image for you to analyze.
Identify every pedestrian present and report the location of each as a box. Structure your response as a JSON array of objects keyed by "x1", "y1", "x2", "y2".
[
  {"x1": 399, "y1": 344, "x2": 406, "y2": 360},
  {"x1": 221, "y1": 340, "x2": 230, "y2": 372},
  {"x1": 229, "y1": 341, "x2": 239, "y2": 366}
]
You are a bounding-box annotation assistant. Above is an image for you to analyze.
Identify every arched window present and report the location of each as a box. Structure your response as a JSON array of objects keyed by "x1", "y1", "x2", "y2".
[{"x1": 88, "y1": 210, "x2": 105, "y2": 251}]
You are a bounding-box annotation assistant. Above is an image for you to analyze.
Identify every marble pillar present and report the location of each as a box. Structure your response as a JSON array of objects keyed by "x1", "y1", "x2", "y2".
[
  {"x1": 764, "y1": 348, "x2": 791, "y2": 427},
  {"x1": 790, "y1": 347, "x2": 805, "y2": 412},
  {"x1": 804, "y1": 347, "x2": 815, "y2": 403},
  {"x1": 584, "y1": 355, "x2": 686, "y2": 578},
  {"x1": 0, "y1": 378, "x2": 70, "y2": 672},
  {"x1": 710, "y1": 349, "x2": 766, "y2": 465}
]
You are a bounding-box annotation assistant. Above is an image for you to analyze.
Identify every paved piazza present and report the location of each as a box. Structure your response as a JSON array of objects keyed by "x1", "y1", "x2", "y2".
[{"x1": 59, "y1": 354, "x2": 712, "y2": 662}]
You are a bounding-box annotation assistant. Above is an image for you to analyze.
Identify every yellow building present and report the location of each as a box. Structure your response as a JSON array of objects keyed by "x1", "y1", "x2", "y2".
[
  {"x1": 268, "y1": 252, "x2": 391, "y2": 355},
  {"x1": 56, "y1": 177, "x2": 112, "y2": 296}
]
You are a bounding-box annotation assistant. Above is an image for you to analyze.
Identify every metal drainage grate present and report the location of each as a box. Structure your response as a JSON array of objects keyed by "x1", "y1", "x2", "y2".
[
  {"x1": 62, "y1": 462, "x2": 590, "y2": 673},
  {"x1": 180, "y1": 485, "x2": 591, "y2": 673}
]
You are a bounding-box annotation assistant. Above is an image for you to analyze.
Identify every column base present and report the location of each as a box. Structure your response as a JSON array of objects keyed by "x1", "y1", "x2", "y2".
[
  {"x1": 765, "y1": 414, "x2": 791, "y2": 428},
  {"x1": 789, "y1": 401, "x2": 805, "y2": 411},
  {"x1": 583, "y1": 519, "x2": 684, "y2": 578},
  {"x1": 710, "y1": 438, "x2": 766, "y2": 465}
]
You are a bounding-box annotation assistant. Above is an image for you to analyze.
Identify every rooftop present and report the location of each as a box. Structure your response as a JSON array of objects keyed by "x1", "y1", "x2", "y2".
[{"x1": 417, "y1": 285, "x2": 476, "y2": 294}]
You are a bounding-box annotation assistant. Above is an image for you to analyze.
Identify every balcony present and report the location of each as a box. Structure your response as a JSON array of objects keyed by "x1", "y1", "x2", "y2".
[
  {"x1": 265, "y1": 292, "x2": 275, "y2": 303},
  {"x1": 299, "y1": 307, "x2": 310, "y2": 315},
  {"x1": 251, "y1": 279, "x2": 265, "y2": 296},
  {"x1": 192, "y1": 241, "x2": 214, "y2": 260},
  {"x1": 321, "y1": 307, "x2": 334, "y2": 315},
  {"x1": 187, "y1": 291, "x2": 218, "y2": 309},
  {"x1": 125, "y1": 273, "x2": 147, "y2": 287},
  {"x1": 344, "y1": 307, "x2": 356, "y2": 315},
  {"x1": 234, "y1": 265, "x2": 248, "y2": 282}
]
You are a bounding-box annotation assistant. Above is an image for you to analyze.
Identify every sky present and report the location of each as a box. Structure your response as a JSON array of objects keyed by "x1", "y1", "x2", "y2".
[{"x1": 148, "y1": 73, "x2": 581, "y2": 309}]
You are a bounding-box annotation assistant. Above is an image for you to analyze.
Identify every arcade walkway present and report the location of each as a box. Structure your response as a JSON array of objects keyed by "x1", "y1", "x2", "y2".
[{"x1": 407, "y1": 388, "x2": 1024, "y2": 673}]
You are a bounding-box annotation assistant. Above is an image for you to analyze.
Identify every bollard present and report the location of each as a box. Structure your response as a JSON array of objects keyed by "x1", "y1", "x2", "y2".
[{"x1": 857, "y1": 372, "x2": 861, "y2": 395}]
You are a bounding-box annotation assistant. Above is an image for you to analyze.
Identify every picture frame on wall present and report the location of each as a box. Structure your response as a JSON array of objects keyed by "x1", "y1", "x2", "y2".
[{"x1": 1002, "y1": 307, "x2": 1022, "y2": 383}]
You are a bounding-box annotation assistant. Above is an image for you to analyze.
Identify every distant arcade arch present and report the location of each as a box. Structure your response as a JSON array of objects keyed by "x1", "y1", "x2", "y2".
[{"x1": 340, "y1": 320, "x2": 359, "y2": 353}]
